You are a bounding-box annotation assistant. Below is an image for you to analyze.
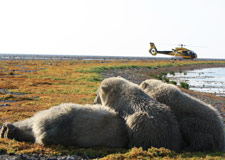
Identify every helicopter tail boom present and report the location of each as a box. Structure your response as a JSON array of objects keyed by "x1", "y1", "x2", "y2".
[{"x1": 149, "y1": 43, "x2": 158, "y2": 56}]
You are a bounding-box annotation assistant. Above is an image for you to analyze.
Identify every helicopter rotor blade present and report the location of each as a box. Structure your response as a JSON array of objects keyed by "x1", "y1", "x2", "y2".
[
  {"x1": 150, "y1": 42, "x2": 206, "y2": 48},
  {"x1": 177, "y1": 44, "x2": 206, "y2": 48}
]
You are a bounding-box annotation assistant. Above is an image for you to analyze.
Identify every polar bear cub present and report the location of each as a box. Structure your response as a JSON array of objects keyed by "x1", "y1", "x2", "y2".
[
  {"x1": 1, "y1": 103, "x2": 128, "y2": 148},
  {"x1": 97, "y1": 77, "x2": 182, "y2": 151},
  {"x1": 140, "y1": 79, "x2": 225, "y2": 152}
]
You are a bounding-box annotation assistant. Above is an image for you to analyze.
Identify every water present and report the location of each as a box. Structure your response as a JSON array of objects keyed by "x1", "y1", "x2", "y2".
[
  {"x1": 0, "y1": 89, "x2": 27, "y2": 95},
  {"x1": 167, "y1": 67, "x2": 225, "y2": 97}
]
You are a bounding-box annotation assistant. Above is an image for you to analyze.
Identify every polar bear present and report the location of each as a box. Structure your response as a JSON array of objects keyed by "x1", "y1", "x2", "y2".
[
  {"x1": 140, "y1": 79, "x2": 225, "y2": 152},
  {"x1": 0, "y1": 103, "x2": 128, "y2": 148},
  {"x1": 97, "y1": 77, "x2": 182, "y2": 151},
  {"x1": 1, "y1": 117, "x2": 35, "y2": 143}
]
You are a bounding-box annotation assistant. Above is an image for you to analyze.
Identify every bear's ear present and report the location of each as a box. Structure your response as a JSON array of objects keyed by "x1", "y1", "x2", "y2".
[
  {"x1": 141, "y1": 82, "x2": 148, "y2": 89},
  {"x1": 94, "y1": 96, "x2": 101, "y2": 104},
  {"x1": 101, "y1": 85, "x2": 110, "y2": 93}
]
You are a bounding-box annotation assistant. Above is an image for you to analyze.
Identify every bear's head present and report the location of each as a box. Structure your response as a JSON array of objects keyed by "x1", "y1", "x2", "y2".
[
  {"x1": 140, "y1": 79, "x2": 164, "y2": 94},
  {"x1": 98, "y1": 77, "x2": 126, "y2": 108},
  {"x1": 97, "y1": 77, "x2": 150, "y2": 116}
]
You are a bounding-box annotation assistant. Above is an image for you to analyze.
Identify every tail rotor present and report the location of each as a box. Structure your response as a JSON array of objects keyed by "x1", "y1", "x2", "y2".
[{"x1": 149, "y1": 43, "x2": 158, "y2": 56}]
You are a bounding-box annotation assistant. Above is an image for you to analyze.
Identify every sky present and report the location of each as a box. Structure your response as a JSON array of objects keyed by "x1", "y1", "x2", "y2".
[{"x1": 0, "y1": 0, "x2": 225, "y2": 59}]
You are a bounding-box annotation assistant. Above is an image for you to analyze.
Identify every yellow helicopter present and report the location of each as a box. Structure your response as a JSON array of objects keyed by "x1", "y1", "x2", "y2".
[{"x1": 149, "y1": 42, "x2": 197, "y2": 59}]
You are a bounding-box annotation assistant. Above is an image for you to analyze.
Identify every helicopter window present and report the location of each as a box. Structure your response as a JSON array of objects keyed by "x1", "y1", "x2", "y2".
[{"x1": 183, "y1": 51, "x2": 188, "y2": 55}]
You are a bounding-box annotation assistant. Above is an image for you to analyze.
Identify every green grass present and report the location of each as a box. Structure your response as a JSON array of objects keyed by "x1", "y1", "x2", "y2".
[
  {"x1": 149, "y1": 73, "x2": 171, "y2": 83},
  {"x1": 77, "y1": 65, "x2": 153, "y2": 73},
  {"x1": 86, "y1": 75, "x2": 103, "y2": 82},
  {"x1": 9, "y1": 71, "x2": 14, "y2": 75},
  {"x1": 169, "y1": 71, "x2": 175, "y2": 75},
  {"x1": 150, "y1": 72, "x2": 191, "y2": 89},
  {"x1": 180, "y1": 81, "x2": 190, "y2": 89},
  {"x1": 169, "y1": 81, "x2": 177, "y2": 85},
  {"x1": 102, "y1": 147, "x2": 225, "y2": 160}
]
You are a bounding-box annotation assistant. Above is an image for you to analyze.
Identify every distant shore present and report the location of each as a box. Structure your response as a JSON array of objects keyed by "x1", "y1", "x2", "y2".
[{"x1": 1, "y1": 54, "x2": 225, "y2": 61}]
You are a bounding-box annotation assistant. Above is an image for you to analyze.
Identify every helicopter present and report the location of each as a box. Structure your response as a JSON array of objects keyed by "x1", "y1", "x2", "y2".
[{"x1": 149, "y1": 42, "x2": 197, "y2": 59}]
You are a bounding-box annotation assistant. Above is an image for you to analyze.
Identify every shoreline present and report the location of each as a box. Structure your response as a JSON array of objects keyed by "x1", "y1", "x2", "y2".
[{"x1": 101, "y1": 63, "x2": 225, "y2": 121}]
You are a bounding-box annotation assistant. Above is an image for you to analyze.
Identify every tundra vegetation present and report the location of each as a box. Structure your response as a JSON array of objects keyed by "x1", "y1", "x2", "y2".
[
  {"x1": 149, "y1": 72, "x2": 190, "y2": 89},
  {"x1": 0, "y1": 59, "x2": 225, "y2": 159}
]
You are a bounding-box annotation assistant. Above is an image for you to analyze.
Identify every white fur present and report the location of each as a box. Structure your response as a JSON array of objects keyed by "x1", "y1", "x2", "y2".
[
  {"x1": 98, "y1": 77, "x2": 182, "y2": 151},
  {"x1": 140, "y1": 79, "x2": 225, "y2": 152},
  {"x1": 1, "y1": 103, "x2": 128, "y2": 148}
]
